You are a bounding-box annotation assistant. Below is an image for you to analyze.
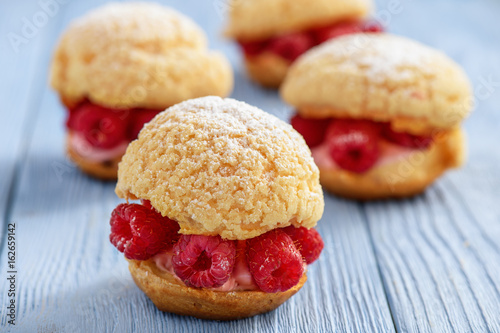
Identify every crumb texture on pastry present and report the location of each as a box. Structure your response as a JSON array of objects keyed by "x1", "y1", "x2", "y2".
[
  {"x1": 116, "y1": 96, "x2": 324, "y2": 240},
  {"x1": 50, "y1": 2, "x2": 233, "y2": 109},
  {"x1": 281, "y1": 34, "x2": 473, "y2": 132},
  {"x1": 318, "y1": 127, "x2": 465, "y2": 200},
  {"x1": 225, "y1": 0, "x2": 371, "y2": 40},
  {"x1": 128, "y1": 259, "x2": 307, "y2": 320}
]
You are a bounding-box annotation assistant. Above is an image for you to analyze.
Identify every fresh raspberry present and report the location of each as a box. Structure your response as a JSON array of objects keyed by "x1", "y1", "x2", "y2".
[
  {"x1": 109, "y1": 203, "x2": 180, "y2": 260},
  {"x1": 290, "y1": 114, "x2": 331, "y2": 148},
  {"x1": 267, "y1": 32, "x2": 314, "y2": 62},
  {"x1": 283, "y1": 226, "x2": 324, "y2": 264},
  {"x1": 383, "y1": 124, "x2": 433, "y2": 149},
  {"x1": 68, "y1": 103, "x2": 129, "y2": 149},
  {"x1": 235, "y1": 240, "x2": 247, "y2": 263},
  {"x1": 239, "y1": 39, "x2": 269, "y2": 57},
  {"x1": 326, "y1": 119, "x2": 381, "y2": 173},
  {"x1": 246, "y1": 229, "x2": 304, "y2": 293},
  {"x1": 172, "y1": 235, "x2": 236, "y2": 288},
  {"x1": 128, "y1": 109, "x2": 161, "y2": 140}
]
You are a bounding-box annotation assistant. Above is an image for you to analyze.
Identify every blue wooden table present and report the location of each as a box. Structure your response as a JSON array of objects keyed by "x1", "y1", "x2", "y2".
[{"x1": 1, "y1": 0, "x2": 499, "y2": 332}]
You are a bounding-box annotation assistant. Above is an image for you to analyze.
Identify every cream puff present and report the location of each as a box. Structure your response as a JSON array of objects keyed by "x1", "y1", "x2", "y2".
[
  {"x1": 109, "y1": 96, "x2": 325, "y2": 320},
  {"x1": 281, "y1": 34, "x2": 472, "y2": 200},
  {"x1": 50, "y1": 2, "x2": 233, "y2": 180},
  {"x1": 224, "y1": 0, "x2": 380, "y2": 88}
]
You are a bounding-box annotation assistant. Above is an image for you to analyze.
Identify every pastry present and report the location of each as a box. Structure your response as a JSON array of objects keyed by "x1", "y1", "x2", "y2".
[
  {"x1": 281, "y1": 34, "x2": 472, "y2": 200},
  {"x1": 50, "y1": 2, "x2": 233, "y2": 180},
  {"x1": 224, "y1": 0, "x2": 381, "y2": 87},
  {"x1": 109, "y1": 96, "x2": 325, "y2": 320}
]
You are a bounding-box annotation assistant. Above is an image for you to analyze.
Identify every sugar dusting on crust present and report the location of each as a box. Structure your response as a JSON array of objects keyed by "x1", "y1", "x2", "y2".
[
  {"x1": 116, "y1": 97, "x2": 324, "y2": 240},
  {"x1": 281, "y1": 34, "x2": 472, "y2": 130},
  {"x1": 68, "y1": 2, "x2": 207, "y2": 50},
  {"x1": 50, "y1": 3, "x2": 233, "y2": 109}
]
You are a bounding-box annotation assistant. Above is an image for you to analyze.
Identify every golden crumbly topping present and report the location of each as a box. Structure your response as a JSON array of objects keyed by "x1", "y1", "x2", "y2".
[
  {"x1": 50, "y1": 2, "x2": 232, "y2": 109},
  {"x1": 281, "y1": 34, "x2": 472, "y2": 133},
  {"x1": 116, "y1": 97, "x2": 324, "y2": 240}
]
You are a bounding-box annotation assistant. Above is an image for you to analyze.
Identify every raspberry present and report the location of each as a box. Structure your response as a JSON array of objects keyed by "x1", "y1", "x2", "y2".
[
  {"x1": 68, "y1": 103, "x2": 129, "y2": 149},
  {"x1": 239, "y1": 39, "x2": 269, "y2": 57},
  {"x1": 267, "y1": 32, "x2": 313, "y2": 62},
  {"x1": 246, "y1": 229, "x2": 304, "y2": 293},
  {"x1": 290, "y1": 114, "x2": 331, "y2": 148},
  {"x1": 362, "y1": 20, "x2": 384, "y2": 33},
  {"x1": 383, "y1": 124, "x2": 432, "y2": 149},
  {"x1": 109, "y1": 203, "x2": 180, "y2": 260},
  {"x1": 172, "y1": 235, "x2": 236, "y2": 288},
  {"x1": 283, "y1": 226, "x2": 324, "y2": 264},
  {"x1": 326, "y1": 119, "x2": 381, "y2": 173},
  {"x1": 128, "y1": 109, "x2": 161, "y2": 140}
]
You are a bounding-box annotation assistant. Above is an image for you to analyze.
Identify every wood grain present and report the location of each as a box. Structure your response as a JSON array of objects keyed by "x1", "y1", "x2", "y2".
[{"x1": 0, "y1": 0, "x2": 395, "y2": 332}]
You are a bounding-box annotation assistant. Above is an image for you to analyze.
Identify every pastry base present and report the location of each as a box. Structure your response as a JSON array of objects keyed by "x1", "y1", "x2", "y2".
[
  {"x1": 319, "y1": 128, "x2": 465, "y2": 200},
  {"x1": 128, "y1": 259, "x2": 307, "y2": 320}
]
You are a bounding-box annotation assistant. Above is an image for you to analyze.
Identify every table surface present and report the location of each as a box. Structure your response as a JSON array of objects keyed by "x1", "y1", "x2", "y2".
[{"x1": 1, "y1": 0, "x2": 500, "y2": 332}]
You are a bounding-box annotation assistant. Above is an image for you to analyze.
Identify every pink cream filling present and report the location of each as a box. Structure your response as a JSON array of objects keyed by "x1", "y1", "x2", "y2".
[
  {"x1": 69, "y1": 132, "x2": 129, "y2": 162},
  {"x1": 153, "y1": 250, "x2": 259, "y2": 292},
  {"x1": 312, "y1": 139, "x2": 418, "y2": 170}
]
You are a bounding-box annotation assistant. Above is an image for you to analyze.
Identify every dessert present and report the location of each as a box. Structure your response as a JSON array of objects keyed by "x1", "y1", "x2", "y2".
[
  {"x1": 109, "y1": 96, "x2": 325, "y2": 319},
  {"x1": 50, "y1": 2, "x2": 233, "y2": 180},
  {"x1": 224, "y1": 0, "x2": 381, "y2": 87},
  {"x1": 281, "y1": 34, "x2": 472, "y2": 200}
]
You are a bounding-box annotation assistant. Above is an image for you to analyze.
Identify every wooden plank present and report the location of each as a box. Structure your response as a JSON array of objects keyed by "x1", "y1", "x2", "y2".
[
  {"x1": 0, "y1": 0, "x2": 53, "y2": 241},
  {"x1": 0, "y1": 0, "x2": 395, "y2": 331}
]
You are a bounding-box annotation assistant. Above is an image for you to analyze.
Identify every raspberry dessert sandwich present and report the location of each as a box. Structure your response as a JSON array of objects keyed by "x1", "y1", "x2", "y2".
[
  {"x1": 224, "y1": 0, "x2": 381, "y2": 88},
  {"x1": 109, "y1": 96, "x2": 324, "y2": 320},
  {"x1": 281, "y1": 34, "x2": 473, "y2": 200},
  {"x1": 50, "y1": 3, "x2": 233, "y2": 180}
]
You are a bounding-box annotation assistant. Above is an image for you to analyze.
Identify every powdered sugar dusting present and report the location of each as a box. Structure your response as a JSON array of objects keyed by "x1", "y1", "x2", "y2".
[
  {"x1": 282, "y1": 34, "x2": 472, "y2": 129},
  {"x1": 116, "y1": 96, "x2": 324, "y2": 240},
  {"x1": 51, "y1": 3, "x2": 233, "y2": 110},
  {"x1": 305, "y1": 34, "x2": 443, "y2": 82}
]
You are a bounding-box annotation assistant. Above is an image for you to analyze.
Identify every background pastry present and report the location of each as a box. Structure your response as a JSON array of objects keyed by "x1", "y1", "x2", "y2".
[
  {"x1": 281, "y1": 34, "x2": 472, "y2": 200},
  {"x1": 50, "y1": 2, "x2": 233, "y2": 180},
  {"x1": 225, "y1": 0, "x2": 381, "y2": 87}
]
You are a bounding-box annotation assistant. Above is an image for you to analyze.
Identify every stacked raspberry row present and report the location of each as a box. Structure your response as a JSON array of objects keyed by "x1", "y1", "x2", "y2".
[
  {"x1": 110, "y1": 201, "x2": 324, "y2": 293},
  {"x1": 291, "y1": 115, "x2": 433, "y2": 173},
  {"x1": 239, "y1": 20, "x2": 383, "y2": 62},
  {"x1": 66, "y1": 101, "x2": 162, "y2": 149}
]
